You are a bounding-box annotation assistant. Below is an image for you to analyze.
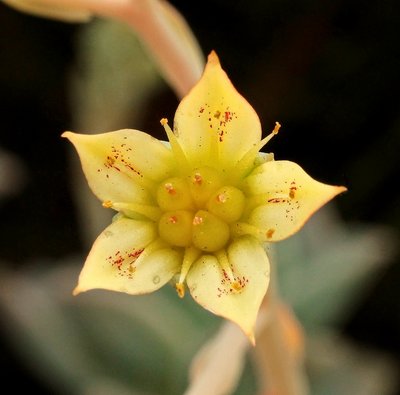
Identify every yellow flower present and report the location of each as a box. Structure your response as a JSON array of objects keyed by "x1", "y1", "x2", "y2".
[{"x1": 63, "y1": 52, "x2": 346, "y2": 342}]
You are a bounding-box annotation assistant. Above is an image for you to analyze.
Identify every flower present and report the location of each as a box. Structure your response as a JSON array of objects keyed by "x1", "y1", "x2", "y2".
[{"x1": 63, "y1": 51, "x2": 346, "y2": 342}]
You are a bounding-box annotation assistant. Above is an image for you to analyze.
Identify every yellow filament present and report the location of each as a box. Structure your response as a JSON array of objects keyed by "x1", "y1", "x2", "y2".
[
  {"x1": 175, "y1": 246, "x2": 201, "y2": 298},
  {"x1": 215, "y1": 249, "x2": 242, "y2": 292},
  {"x1": 103, "y1": 200, "x2": 162, "y2": 221},
  {"x1": 233, "y1": 121, "x2": 281, "y2": 179},
  {"x1": 230, "y1": 222, "x2": 265, "y2": 241},
  {"x1": 160, "y1": 118, "x2": 190, "y2": 173}
]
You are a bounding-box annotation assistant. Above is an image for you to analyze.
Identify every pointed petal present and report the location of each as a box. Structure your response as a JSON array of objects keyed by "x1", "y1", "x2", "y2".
[
  {"x1": 63, "y1": 130, "x2": 174, "y2": 204},
  {"x1": 187, "y1": 236, "x2": 269, "y2": 342},
  {"x1": 74, "y1": 217, "x2": 181, "y2": 295},
  {"x1": 244, "y1": 160, "x2": 347, "y2": 241},
  {"x1": 173, "y1": 52, "x2": 262, "y2": 169}
]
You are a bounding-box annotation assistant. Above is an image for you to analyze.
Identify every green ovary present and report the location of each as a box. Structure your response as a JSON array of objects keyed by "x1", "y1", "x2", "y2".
[{"x1": 157, "y1": 167, "x2": 245, "y2": 252}]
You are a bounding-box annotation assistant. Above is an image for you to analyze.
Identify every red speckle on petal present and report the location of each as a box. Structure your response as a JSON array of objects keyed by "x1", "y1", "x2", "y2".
[
  {"x1": 103, "y1": 145, "x2": 142, "y2": 177},
  {"x1": 268, "y1": 197, "x2": 287, "y2": 203},
  {"x1": 107, "y1": 248, "x2": 144, "y2": 279},
  {"x1": 289, "y1": 181, "x2": 297, "y2": 199}
]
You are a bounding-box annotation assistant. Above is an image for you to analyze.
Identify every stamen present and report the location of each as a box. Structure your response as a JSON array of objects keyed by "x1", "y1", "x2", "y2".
[
  {"x1": 233, "y1": 121, "x2": 282, "y2": 179},
  {"x1": 231, "y1": 222, "x2": 265, "y2": 241},
  {"x1": 215, "y1": 249, "x2": 242, "y2": 292},
  {"x1": 175, "y1": 283, "x2": 185, "y2": 298},
  {"x1": 272, "y1": 121, "x2": 281, "y2": 135},
  {"x1": 106, "y1": 238, "x2": 166, "y2": 281},
  {"x1": 232, "y1": 282, "x2": 242, "y2": 292},
  {"x1": 105, "y1": 201, "x2": 162, "y2": 221},
  {"x1": 254, "y1": 121, "x2": 281, "y2": 152},
  {"x1": 102, "y1": 200, "x2": 113, "y2": 208},
  {"x1": 175, "y1": 246, "x2": 201, "y2": 298},
  {"x1": 215, "y1": 249, "x2": 234, "y2": 282},
  {"x1": 160, "y1": 118, "x2": 190, "y2": 173}
]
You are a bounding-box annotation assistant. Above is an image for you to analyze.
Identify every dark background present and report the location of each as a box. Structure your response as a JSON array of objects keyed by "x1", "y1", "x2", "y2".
[{"x1": 0, "y1": 0, "x2": 399, "y2": 393}]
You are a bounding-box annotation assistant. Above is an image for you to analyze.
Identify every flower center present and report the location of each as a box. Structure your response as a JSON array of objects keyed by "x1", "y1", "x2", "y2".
[{"x1": 156, "y1": 167, "x2": 245, "y2": 252}]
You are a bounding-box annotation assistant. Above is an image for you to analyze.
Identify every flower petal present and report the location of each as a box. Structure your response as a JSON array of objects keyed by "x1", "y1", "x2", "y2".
[
  {"x1": 73, "y1": 216, "x2": 181, "y2": 295},
  {"x1": 2, "y1": 0, "x2": 92, "y2": 22},
  {"x1": 63, "y1": 130, "x2": 174, "y2": 204},
  {"x1": 137, "y1": 0, "x2": 205, "y2": 98},
  {"x1": 186, "y1": 236, "x2": 269, "y2": 343},
  {"x1": 185, "y1": 321, "x2": 249, "y2": 395},
  {"x1": 173, "y1": 51, "x2": 262, "y2": 169},
  {"x1": 245, "y1": 160, "x2": 347, "y2": 241}
]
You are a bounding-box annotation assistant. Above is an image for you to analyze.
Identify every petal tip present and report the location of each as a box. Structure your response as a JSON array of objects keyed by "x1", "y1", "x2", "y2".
[
  {"x1": 247, "y1": 331, "x2": 256, "y2": 346},
  {"x1": 331, "y1": 184, "x2": 348, "y2": 200},
  {"x1": 61, "y1": 131, "x2": 74, "y2": 140},
  {"x1": 72, "y1": 285, "x2": 84, "y2": 296},
  {"x1": 207, "y1": 50, "x2": 220, "y2": 66},
  {"x1": 230, "y1": 313, "x2": 258, "y2": 347}
]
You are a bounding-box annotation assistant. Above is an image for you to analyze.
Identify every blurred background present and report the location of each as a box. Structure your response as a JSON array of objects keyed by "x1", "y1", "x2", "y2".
[{"x1": 0, "y1": 0, "x2": 399, "y2": 394}]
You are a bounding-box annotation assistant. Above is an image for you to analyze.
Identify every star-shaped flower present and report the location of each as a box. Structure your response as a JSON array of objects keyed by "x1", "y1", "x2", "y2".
[{"x1": 63, "y1": 52, "x2": 346, "y2": 342}]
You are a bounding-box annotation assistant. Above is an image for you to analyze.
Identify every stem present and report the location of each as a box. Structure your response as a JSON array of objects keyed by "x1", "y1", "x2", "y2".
[{"x1": 254, "y1": 257, "x2": 309, "y2": 395}]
